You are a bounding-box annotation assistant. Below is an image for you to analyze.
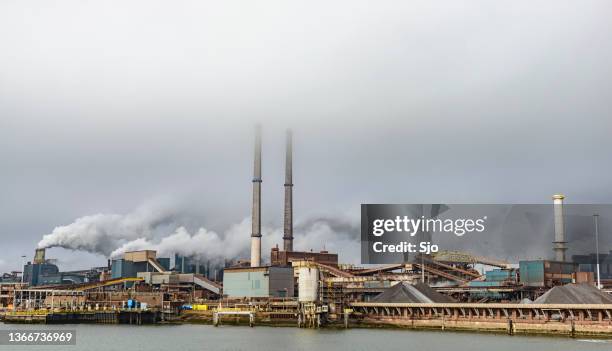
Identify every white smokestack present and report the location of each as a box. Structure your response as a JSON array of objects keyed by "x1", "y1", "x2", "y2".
[
  {"x1": 250, "y1": 125, "x2": 262, "y2": 267},
  {"x1": 552, "y1": 194, "x2": 567, "y2": 262}
]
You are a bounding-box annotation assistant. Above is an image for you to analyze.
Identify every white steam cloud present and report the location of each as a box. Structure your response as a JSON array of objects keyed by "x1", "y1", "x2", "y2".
[
  {"x1": 109, "y1": 219, "x2": 252, "y2": 262},
  {"x1": 37, "y1": 202, "x2": 179, "y2": 256},
  {"x1": 37, "y1": 204, "x2": 361, "y2": 264}
]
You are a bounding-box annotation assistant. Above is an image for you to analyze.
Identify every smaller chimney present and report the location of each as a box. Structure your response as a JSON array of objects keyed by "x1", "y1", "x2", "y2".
[
  {"x1": 552, "y1": 194, "x2": 567, "y2": 262},
  {"x1": 34, "y1": 248, "x2": 46, "y2": 264}
]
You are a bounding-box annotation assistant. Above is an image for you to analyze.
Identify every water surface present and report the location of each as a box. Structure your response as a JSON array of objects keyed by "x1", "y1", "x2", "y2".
[{"x1": 1, "y1": 323, "x2": 610, "y2": 351}]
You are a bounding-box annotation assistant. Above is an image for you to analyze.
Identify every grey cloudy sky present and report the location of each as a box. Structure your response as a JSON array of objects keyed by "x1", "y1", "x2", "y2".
[{"x1": 1, "y1": 1, "x2": 611, "y2": 272}]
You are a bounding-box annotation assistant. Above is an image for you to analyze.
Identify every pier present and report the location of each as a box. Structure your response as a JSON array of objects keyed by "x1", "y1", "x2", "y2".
[{"x1": 213, "y1": 308, "x2": 256, "y2": 327}]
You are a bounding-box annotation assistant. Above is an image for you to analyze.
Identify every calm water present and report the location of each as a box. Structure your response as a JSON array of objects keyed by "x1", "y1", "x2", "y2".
[{"x1": 1, "y1": 323, "x2": 610, "y2": 351}]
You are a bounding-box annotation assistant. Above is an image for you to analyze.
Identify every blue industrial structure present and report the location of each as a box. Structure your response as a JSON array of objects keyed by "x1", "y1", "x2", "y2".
[
  {"x1": 21, "y1": 249, "x2": 90, "y2": 286},
  {"x1": 519, "y1": 260, "x2": 578, "y2": 287},
  {"x1": 174, "y1": 255, "x2": 208, "y2": 275}
]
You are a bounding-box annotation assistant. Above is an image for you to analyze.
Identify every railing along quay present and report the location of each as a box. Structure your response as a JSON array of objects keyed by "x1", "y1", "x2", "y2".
[{"x1": 349, "y1": 302, "x2": 612, "y2": 336}]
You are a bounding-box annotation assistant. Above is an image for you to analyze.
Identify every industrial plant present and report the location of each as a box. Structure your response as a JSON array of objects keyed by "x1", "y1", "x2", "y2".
[{"x1": 1, "y1": 127, "x2": 611, "y2": 337}]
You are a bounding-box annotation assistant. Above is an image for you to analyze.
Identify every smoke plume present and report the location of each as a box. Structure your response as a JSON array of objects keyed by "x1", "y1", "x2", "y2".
[
  {"x1": 109, "y1": 218, "x2": 252, "y2": 262},
  {"x1": 37, "y1": 203, "x2": 362, "y2": 264},
  {"x1": 111, "y1": 215, "x2": 362, "y2": 264},
  {"x1": 37, "y1": 201, "x2": 611, "y2": 266},
  {"x1": 37, "y1": 202, "x2": 180, "y2": 256}
]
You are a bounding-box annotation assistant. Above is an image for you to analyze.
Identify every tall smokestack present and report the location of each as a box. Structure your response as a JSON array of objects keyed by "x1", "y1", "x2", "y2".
[
  {"x1": 283, "y1": 129, "x2": 294, "y2": 252},
  {"x1": 552, "y1": 194, "x2": 567, "y2": 262},
  {"x1": 250, "y1": 125, "x2": 262, "y2": 267}
]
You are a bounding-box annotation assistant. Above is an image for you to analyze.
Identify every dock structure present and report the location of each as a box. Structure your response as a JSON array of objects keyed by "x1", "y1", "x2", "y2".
[
  {"x1": 6, "y1": 288, "x2": 162, "y2": 324},
  {"x1": 350, "y1": 302, "x2": 612, "y2": 336},
  {"x1": 13, "y1": 289, "x2": 85, "y2": 311},
  {"x1": 3, "y1": 309, "x2": 159, "y2": 324},
  {"x1": 213, "y1": 308, "x2": 256, "y2": 327}
]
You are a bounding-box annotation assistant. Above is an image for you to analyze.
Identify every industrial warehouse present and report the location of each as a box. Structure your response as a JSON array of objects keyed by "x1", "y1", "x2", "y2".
[{"x1": 1, "y1": 128, "x2": 611, "y2": 337}]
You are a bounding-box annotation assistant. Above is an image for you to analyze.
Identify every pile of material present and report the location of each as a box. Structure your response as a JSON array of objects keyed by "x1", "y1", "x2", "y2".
[
  {"x1": 534, "y1": 283, "x2": 612, "y2": 304},
  {"x1": 371, "y1": 282, "x2": 455, "y2": 303}
]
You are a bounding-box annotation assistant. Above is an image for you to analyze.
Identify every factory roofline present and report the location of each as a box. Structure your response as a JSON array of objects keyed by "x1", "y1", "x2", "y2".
[
  {"x1": 520, "y1": 259, "x2": 578, "y2": 263},
  {"x1": 223, "y1": 265, "x2": 283, "y2": 273}
]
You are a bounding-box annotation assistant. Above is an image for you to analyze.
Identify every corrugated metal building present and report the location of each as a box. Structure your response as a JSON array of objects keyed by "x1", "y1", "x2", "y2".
[
  {"x1": 223, "y1": 266, "x2": 294, "y2": 298},
  {"x1": 111, "y1": 251, "x2": 171, "y2": 279},
  {"x1": 572, "y1": 251, "x2": 612, "y2": 280},
  {"x1": 519, "y1": 260, "x2": 578, "y2": 287},
  {"x1": 485, "y1": 268, "x2": 518, "y2": 283},
  {"x1": 174, "y1": 254, "x2": 214, "y2": 278},
  {"x1": 23, "y1": 262, "x2": 87, "y2": 286}
]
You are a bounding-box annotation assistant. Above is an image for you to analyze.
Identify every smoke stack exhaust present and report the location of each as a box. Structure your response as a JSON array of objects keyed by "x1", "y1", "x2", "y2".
[
  {"x1": 552, "y1": 194, "x2": 567, "y2": 262},
  {"x1": 283, "y1": 129, "x2": 294, "y2": 252},
  {"x1": 250, "y1": 125, "x2": 262, "y2": 267}
]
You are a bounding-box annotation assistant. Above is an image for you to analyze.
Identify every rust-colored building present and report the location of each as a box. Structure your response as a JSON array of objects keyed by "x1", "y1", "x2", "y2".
[{"x1": 270, "y1": 247, "x2": 338, "y2": 267}]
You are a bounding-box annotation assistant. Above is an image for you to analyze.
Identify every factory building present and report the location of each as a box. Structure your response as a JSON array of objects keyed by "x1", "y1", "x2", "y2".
[
  {"x1": 519, "y1": 260, "x2": 578, "y2": 287},
  {"x1": 516, "y1": 195, "x2": 597, "y2": 288},
  {"x1": 110, "y1": 250, "x2": 222, "y2": 296},
  {"x1": 22, "y1": 249, "x2": 89, "y2": 286},
  {"x1": 174, "y1": 255, "x2": 215, "y2": 276},
  {"x1": 467, "y1": 268, "x2": 519, "y2": 288},
  {"x1": 23, "y1": 259, "x2": 58, "y2": 286},
  {"x1": 111, "y1": 250, "x2": 170, "y2": 279},
  {"x1": 573, "y1": 251, "x2": 612, "y2": 280},
  {"x1": 175, "y1": 254, "x2": 205, "y2": 274},
  {"x1": 0, "y1": 272, "x2": 21, "y2": 283},
  {"x1": 223, "y1": 266, "x2": 294, "y2": 298},
  {"x1": 270, "y1": 246, "x2": 338, "y2": 267}
]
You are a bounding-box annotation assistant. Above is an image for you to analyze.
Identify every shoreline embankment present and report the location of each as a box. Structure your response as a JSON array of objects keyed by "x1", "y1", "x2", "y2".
[{"x1": 2, "y1": 309, "x2": 612, "y2": 338}]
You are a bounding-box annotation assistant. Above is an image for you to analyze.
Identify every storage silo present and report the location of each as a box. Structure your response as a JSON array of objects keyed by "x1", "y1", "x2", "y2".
[{"x1": 298, "y1": 265, "x2": 319, "y2": 302}]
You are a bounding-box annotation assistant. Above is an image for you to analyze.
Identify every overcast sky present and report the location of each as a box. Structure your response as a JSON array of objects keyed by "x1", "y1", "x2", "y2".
[{"x1": 1, "y1": 1, "x2": 611, "y2": 272}]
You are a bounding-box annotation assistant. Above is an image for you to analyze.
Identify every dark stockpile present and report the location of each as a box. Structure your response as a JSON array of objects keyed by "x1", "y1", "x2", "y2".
[
  {"x1": 534, "y1": 283, "x2": 612, "y2": 304},
  {"x1": 371, "y1": 282, "x2": 455, "y2": 303}
]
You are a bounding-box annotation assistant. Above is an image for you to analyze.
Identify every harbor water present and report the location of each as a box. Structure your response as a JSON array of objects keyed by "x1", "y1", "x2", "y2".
[{"x1": 1, "y1": 323, "x2": 610, "y2": 351}]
